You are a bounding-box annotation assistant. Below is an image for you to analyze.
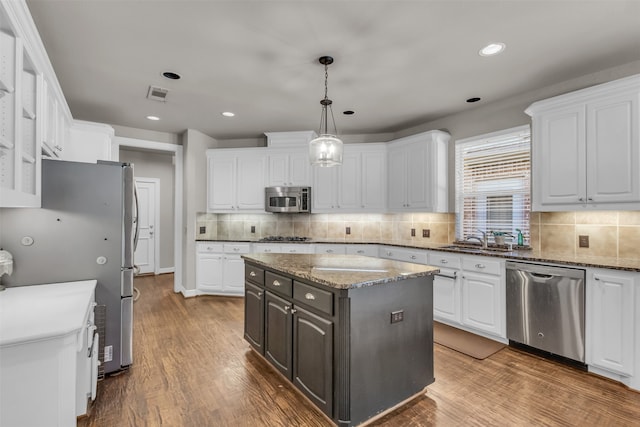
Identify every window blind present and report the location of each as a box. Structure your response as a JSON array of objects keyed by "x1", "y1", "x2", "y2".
[{"x1": 455, "y1": 125, "x2": 531, "y2": 244}]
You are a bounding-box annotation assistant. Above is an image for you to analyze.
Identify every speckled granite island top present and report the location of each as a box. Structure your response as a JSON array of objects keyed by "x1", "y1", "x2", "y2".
[{"x1": 241, "y1": 253, "x2": 439, "y2": 289}]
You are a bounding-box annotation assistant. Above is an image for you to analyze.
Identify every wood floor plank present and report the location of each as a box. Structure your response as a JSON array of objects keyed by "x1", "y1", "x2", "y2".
[{"x1": 79, "y1": 274, "x2": 640, "y2": 427}]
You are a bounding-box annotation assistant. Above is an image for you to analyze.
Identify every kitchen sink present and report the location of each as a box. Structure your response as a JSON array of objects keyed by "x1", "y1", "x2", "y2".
[{"x1": 438, "y1": 245, "x2": 511, "y2": 254}]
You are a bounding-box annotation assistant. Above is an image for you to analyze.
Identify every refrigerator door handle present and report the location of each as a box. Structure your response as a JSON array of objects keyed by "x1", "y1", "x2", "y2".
[{"x1": 133, "y1": 182, "x2": 140, "y2": 252}]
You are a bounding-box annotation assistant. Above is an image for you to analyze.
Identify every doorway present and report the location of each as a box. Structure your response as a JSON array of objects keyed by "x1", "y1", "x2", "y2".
[{"x1": 134, "y1": 177, "x2": 160, "y2": 274}]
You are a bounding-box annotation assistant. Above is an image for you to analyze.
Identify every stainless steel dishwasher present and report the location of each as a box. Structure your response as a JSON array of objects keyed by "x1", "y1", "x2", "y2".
[{"x1": 506, "y1": 261, "x2": 585, "y2": 363}]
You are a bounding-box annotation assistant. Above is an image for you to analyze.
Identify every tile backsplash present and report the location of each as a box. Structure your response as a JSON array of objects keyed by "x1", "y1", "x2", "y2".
[
  {"x1": 196, "y1": 210, "x2": 640, "y2": 260},
  {"x1": 530, "y1": 211, "x2": 640, "y2": 260},
  {"x1": 196, "y1": 212, "x2": 456, "y2": 245}
]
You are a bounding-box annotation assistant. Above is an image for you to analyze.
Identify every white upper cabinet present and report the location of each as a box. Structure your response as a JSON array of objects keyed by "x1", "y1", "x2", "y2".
[
  {"x1": 0, "y1": 0, "x2": 73, "y2": 207},
  {"x1": 387, "y1": 130, "x2": 449, "y2": 212},
  {"x1": 267, "y1": 148, "x2": 310, "y2": 187},
  {"x1": 64, "y1": 120, "x2": 114, "y2": 163},
  {"x1": 312, "y1": 143, "x2": 387, "y2": 213},
  {"x1": 527, "y1": 74, "x2": 640, "y2": 211},
  {"x1": 207, "y1": 148, "x2": 268, "y2": 213}
]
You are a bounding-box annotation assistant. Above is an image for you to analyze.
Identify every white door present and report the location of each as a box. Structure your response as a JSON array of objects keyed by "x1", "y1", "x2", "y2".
[{"x1": 134, "y1": 178, "x2": 159, "y2": 274}]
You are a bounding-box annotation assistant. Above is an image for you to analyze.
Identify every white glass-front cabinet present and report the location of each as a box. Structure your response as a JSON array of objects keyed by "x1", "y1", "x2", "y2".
[
  {"x1": 387, "y1": 130, "x2": 449, "y2": 212},
  {"x1": 207, "y1": 149, "x2": 268, "y2": 213},
  {"x1": 0, "y1": 17, "x2": 41, "y2": 207},
  {"x1": 527, "y1": 74, "x2": 640, "y2": 211}
]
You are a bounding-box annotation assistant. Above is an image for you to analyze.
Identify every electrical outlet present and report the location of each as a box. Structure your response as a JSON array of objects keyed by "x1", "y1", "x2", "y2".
[
  {"x1": 390, "y1": 310, "x2": 404, "y2": 323},
  {"x1": 579, "y1": 235, "x2": 589, "y2": 248},
  {"x1": 251, "y1": 225, "x2": 256, "y2": 233},
  {"x1": 199, "y1": 226, "x2": 206, "y2": 234},
  {"x1": 411, "y1": 228, "x2": 416, "y2": 237},
  {"x1": 104, "y1": 345, "x2": 113, "y2": 362},
  {"x1": 422, "y1": 229, "x2": 430, "y2": 238},
  {"x1": 346, "y1": 226, "x2": 351, "y2": 235}
]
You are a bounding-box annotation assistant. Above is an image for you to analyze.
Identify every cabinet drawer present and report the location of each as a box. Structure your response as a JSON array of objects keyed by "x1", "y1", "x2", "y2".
[
  {"x1": 293, "y1": 281, "x2": 333, "y2": 316},
  {"x1": 197, "y1": 242, "x2": 224, "y2": 253},
  {"x1": 429, "y1": 252, "x2": 461, "y2": 269},
  {"x1": 462, "y1": 256, "x2": 503, "y2": 276},
  {"x1": 224, "y1": 243, "x2": 251, "y2": 254},
  {"x1": 265, "y1": 271, "x2": 293, "y2": 296},
  {"x1": 245, "y1": 264, "x2": 265, "y2": 285}
]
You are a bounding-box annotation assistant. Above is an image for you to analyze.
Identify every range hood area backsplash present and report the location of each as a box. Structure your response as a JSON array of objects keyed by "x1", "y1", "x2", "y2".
[{"x1": 196, "y1": 211, "x2": 640, "y2": 260}]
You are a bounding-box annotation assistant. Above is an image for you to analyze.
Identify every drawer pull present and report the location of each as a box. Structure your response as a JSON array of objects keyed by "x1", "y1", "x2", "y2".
[
  {"x1": 475, "y1": 264, "x2": 485, "y2": 269},
  {"x1": 233, "y1": 247, "x2": 240, "y2": 251},
  {"x1": 327, "y1": 249, "x2": 334, "y2": 253},
  {"x1": 249, "y1": 271, "x2": 256, "y2": 277},
  {"x1": 357, "y1": 250, "x2": 364, "y2": 254},
  {"x1": 440, "y1": 259, "x2": 448, "y2": 264},
  {"x1": 272, "y1": 280, "x2": 281, "y2": 287},
  {"x1": 411, "y1": 255, "x2": 416, "y2": 260},
  {"x1": 305, "y1": 292, "x2": 316, "y2": 300},
  {"x1": 264, "y1": 249, "x2": 271, "y2": 252}
]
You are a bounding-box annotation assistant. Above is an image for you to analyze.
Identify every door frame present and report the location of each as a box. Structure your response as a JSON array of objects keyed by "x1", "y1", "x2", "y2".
[
  {"x1": 115, "y1": 136, "x2": 184, "y2": 293},
  {"x1": 135, "y1": 177, "x2": 161, "y2": 275}
]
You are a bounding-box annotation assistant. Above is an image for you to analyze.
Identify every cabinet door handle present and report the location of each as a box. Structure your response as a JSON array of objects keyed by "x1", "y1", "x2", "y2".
[
  {"x1": 272, "y1": 280, "x2": 281, "y2": 287},
  {"x1": 258, "y1": 292, "x2": 263, "y2": 297},
  {"x1": 249, "y1": 271, "x2": 256, "y2": 277},
  {"x1": 290, "y1": 308, "x2": 297, "y2": 314},
  {"x1": 578, "y1": 197, "x2": 585, "y2": 202},
  {"x1": 305, "y1": 292, "x2": 316, "y2": 300},
  {"x1": 284, "y1": 305, "x2": 290, "y2": 311},
  {"x1": 594, "y1": 276, "x2": 600, "y2": 281},
  {"x1": 440, "y1": 259, "x2": 448, "y2": 264},
  {"x1": 587, "y1": 197, "x2": 594, "y2": 201},
  {"x1": 475, "y1": 264, "x2": 485, "y2": 269}
]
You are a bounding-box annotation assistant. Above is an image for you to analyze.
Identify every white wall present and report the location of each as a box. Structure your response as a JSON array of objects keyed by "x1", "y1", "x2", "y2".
[{"x1": 181, "y1": 129, "x2": 219, "y2": 291}]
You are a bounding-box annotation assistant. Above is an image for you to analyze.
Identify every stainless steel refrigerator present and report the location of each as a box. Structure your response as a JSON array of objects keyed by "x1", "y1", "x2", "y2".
[{"x1": 1, "y1": 159, "x2": 136, "y2": 374}]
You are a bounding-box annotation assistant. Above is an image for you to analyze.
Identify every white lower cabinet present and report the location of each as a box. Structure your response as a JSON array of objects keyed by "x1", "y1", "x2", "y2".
[
  {"x1": 586, "y1": 268, "x2": 637, "y2": 382},
  {"x1": 196, "y1": 243, "x2": 249, "y2": 296},
  {"x1": 428, "y1": 252, "x2": 506, "y2": 341}
]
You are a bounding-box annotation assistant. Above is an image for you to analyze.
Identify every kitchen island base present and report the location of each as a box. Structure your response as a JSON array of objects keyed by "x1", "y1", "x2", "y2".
[{"x1": 243, "y1": 254, "x2": 437, "y2": 426}]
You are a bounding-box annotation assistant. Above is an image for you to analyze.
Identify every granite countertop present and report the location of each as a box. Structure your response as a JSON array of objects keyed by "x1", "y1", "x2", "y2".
[
  {"x1": 199, "y1": 238, "x2": 640, "y2": 272},
  {"x1": 242, "y1": 253, "x2": 439, "y2": 290}
]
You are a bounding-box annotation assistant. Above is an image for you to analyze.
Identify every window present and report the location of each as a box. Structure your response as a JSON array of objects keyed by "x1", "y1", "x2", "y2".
[{"x1": 455, "y1": 125, "x2": 530, "y2": 244}]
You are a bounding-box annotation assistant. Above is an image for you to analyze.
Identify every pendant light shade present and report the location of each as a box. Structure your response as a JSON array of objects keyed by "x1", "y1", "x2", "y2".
[{"x1": 310, "y1": 56, "x2": 343, "y2": 167}]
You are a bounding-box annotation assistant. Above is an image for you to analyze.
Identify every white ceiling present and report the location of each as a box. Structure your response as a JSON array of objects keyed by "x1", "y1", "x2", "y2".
[{"x1": 25, "y1": 0, "x2": 640, "y2": 141}]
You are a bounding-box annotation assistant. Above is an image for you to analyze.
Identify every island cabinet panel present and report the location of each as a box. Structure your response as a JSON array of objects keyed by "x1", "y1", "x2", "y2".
[
  {"x1": 293, "y1": 306, "x2": 333, "y2": 416},
  {"x1": 244, "y1": 282, "x2": 265, "y2": 354},
  {"x1": 243, "y1": 257, "x2": 435, "y2": 427},
  {"x1": 265, "y1": 291, "x2": 293, "y2": 379}
]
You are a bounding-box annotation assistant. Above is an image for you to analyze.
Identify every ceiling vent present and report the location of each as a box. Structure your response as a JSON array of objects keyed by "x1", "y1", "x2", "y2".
[{"x1": 147, "y1": 85, "x2": 168, "y2": 102}]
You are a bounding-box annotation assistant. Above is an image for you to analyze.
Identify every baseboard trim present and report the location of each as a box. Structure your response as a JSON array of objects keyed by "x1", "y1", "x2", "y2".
[
  {"x1": 158, "y1": 267, "x2": 175, "y2": 274},
  {"x1": 180, "y1": 288, "x2": 198, "y2": 298}
]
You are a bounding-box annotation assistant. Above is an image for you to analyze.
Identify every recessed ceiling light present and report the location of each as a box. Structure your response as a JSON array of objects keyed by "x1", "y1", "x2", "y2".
[
  {"x1": 466, "y1": 97, "x2": 481, "y2": 103},
  {"x1": 479, "y1": 42, "x2": 506, "y2": 57},
  {"x1": 162, "y1": 71, "x2": 181, "y2": 80},
  {"x1": 221, "y1": 112, "x2": 235, "y2": 117},
  {"x1": 146, "y1": 115, "x2": 160, "y2": 121},
  {"x1": 343, "y1": 110, "x2": 355, "y2": 115}
]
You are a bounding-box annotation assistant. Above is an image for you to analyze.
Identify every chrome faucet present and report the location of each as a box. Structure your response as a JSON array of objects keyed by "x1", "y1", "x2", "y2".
[{"x1": 466, "y1": 230, "x2": 488, "y2": 249}]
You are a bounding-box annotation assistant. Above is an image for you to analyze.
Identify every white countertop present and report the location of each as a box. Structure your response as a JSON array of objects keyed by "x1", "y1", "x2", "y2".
[{"x1": 0, "y1": 280, "x2": 97, "y2": 346}]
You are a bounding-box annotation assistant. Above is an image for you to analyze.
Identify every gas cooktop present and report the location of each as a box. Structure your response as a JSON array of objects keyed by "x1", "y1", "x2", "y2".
[{"x1": 258, "y1": 236, "x2": 310, "y2": 242}]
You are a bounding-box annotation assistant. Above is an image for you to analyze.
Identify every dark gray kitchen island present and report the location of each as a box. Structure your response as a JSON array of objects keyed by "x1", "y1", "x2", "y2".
[{"x1": 242, "y1": 253, "x2": 438, "y2": 426}]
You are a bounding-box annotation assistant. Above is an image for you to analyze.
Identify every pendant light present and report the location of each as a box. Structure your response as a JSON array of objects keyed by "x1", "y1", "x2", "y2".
[{"x1": 309, "y1": 56, "x2": 343, "y2": 167}]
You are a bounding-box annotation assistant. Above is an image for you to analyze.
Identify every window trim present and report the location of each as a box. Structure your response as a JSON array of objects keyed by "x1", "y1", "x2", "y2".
[{"x1": 454, "y1": 124, "x2": 531, "y2": 244}]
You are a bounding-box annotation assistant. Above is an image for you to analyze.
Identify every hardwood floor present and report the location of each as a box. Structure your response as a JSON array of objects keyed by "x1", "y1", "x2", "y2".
[{"x1": 80, "y1": 274, "x2": 640, "y2": 427}]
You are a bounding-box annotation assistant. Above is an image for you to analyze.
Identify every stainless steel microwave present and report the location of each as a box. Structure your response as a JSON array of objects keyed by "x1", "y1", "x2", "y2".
[{"x1": 265, "y1": 186, "x2": 311, "y2": 213}]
